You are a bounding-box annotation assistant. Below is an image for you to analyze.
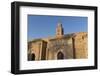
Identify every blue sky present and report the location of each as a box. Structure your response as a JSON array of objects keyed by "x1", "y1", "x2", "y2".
[{"x1": 28, "y1": 15, "x2": 87, "y2": 41}]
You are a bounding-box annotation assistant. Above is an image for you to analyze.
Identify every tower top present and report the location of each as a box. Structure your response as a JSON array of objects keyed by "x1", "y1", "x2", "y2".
[
  {"x1": 58, "y1": 21, "x2": 62, "y2": 26},
  {"x1": 56, "y1": 22, "x2": 64, "y2": 37}
]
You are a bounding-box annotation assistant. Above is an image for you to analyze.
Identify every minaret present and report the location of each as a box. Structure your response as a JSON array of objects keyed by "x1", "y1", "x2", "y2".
[{"x1": 56, "y1": 22, "x2": 64, "y2": 37}]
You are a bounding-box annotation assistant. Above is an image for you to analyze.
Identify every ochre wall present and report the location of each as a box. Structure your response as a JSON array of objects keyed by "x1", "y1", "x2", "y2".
[
  {"x1": 28, "y1": 32, "x2": 88, "y2": 61},
  {"x1": 73, "y1": 32, "x2": 88, "y2": 58}
]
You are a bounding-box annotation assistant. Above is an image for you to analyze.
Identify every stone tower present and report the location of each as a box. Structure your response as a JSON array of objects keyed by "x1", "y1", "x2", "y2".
[{"x1": 56, "y1": 22, "x2": 64, "y2": 37}]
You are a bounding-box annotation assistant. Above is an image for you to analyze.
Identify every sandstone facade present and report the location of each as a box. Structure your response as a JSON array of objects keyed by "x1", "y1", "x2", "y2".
[{"x1": 28, "y1": 22, "x2": 88, "y2": 61}]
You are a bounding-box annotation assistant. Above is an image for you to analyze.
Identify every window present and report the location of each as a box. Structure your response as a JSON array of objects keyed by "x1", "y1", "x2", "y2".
[{"x1": 82, "y1": 36, "x2": 84, "y2": 40}]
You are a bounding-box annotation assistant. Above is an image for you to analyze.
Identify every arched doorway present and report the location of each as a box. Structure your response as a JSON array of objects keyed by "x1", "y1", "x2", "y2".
[
  {"x1": 57, "y1": 51, "x2": 64, "y2": 59},
  {"x1": 31, "y1": 53, "x2": 35, "y2": 60}
]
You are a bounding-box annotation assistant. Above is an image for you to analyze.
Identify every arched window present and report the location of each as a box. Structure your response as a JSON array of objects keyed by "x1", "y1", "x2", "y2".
[
  {"x1": 31, "y1": 53, "x2": 35, "y2": 60},
  {"x1": 82, "y1": 36, "x2": 84, "y2": 40},
  {"x1": 57, "y1": 51, "x2": 64, "y2": 59}
]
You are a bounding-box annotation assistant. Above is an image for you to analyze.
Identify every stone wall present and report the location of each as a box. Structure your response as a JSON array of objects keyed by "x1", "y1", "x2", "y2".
[
  {"x1": 46, "y1": 37, "x2": 74, "y2": 60},
  {"x1": 28, "y1": 32, "x2": 88, "y2": 61},
  {"x1": 73, "y1": 32, "x2": 88, "y2": 59},
  {"x1": 28, "y1": 40, "x2": 47, "y2": 61}
]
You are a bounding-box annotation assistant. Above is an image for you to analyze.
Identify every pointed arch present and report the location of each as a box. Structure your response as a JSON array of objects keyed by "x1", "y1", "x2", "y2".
[
  {"x1": 57, "y1": 51, "x2": 64, "y2": 59},
  {"x1": 31, "y1": 53, "x2": 35, "y2": 60}
]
